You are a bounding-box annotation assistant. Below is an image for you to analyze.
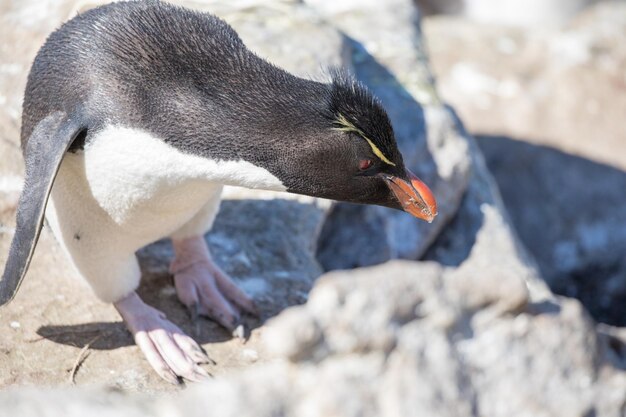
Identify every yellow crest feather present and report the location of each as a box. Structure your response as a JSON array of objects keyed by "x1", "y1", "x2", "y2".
[{"x1": 332, "y1": 114, "x2": 396, "y2": 166}]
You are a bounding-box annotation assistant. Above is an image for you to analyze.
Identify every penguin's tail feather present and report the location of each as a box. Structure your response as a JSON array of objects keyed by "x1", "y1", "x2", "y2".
[{"x1": 0, "y1": 111, "x2": 85, "y2": 306}]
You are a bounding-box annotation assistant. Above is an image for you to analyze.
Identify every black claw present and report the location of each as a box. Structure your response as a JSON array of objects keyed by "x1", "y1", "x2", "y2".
[
  {"x1": 188, "y1": 303, "x2": 199, "y2": 322},
  {"x1": 161, "y1": 369, "x2": 182, "y2": 385},
  {"x1": 247, "y1": 301, "x2": 261, "y2": 318},
  {"x1": 193, "y1": 346, "x2": 216, "y2": 365}
]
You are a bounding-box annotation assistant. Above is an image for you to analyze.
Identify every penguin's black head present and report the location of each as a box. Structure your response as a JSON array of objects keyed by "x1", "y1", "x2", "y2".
[{"x1": 281, "y1": 72, "x2": 437, "y2": 223}]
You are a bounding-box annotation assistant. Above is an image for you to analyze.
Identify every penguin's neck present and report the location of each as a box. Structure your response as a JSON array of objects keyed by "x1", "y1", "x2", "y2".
[{"x1": 201, "y1": 74, "x2": 329, "y2": 148}]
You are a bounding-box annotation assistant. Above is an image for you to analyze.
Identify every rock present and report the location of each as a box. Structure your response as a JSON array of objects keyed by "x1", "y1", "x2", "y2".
[
  {"x1": 424, "y1": 110, "x2": 551, "y2": 302},
  {"x1": 476, "y1": 136, "x2": 626, "y2": 326},
  {"x1": 2, "y1": 261, "x2": 625, "y2": 416},
  {"x1": 415, "y1": 0, "x2": 465, "y2": 16},
  {"x1": 462, "y1": 0, "x2": 594, "y2": 28},
  {"x1": 0, "y1": 388, "x2": 156, "y2": 417},
  {"x1": 424, "y1": 2, "x2": 626, "y2": 324},
  {"x1": 304, "y1": 0, "x2": 549, "y2": 300},
  {"x1": 424, "y1": 3, "x2": 626, "y2": 171},
  {"x1": 415, "y1": 0, "x2": 596, "y2": 27}
]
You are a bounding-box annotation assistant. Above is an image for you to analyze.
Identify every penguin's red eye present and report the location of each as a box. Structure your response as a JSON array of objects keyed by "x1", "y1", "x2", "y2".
[{"x1": 359, "y1": 159, "x2": 373, "y2": 171}]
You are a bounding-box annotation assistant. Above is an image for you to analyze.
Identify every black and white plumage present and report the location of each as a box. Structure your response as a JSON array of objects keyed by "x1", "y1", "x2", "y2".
[{"x1": 1, "y1": 0, "x2": 436, "y2": 383}]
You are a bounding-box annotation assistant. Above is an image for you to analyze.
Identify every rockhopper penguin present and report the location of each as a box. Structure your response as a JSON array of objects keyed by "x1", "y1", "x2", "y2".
[{"x1": 0, "y1": 0, "x2": 437, "y2": 384}]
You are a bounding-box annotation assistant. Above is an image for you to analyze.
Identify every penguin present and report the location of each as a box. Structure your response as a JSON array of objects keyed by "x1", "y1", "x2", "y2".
[{"x1": 0, "y1": 0, "x2": 437, "y2": 384}]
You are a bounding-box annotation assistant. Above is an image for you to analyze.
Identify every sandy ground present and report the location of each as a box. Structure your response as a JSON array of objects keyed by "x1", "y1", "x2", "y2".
[{"x1": 0, "y1": 218, "x2": 275, "y2": 391}]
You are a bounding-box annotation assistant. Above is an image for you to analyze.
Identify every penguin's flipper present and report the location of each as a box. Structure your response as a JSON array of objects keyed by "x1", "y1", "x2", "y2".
[{"x1": 0, "y1": 111, "x2": 85, "y2": 306}]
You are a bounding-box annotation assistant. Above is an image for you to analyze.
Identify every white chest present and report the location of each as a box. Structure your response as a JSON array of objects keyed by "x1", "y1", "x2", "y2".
[{"x1": 47, "y1": 125, "x2": 286, "y2": 248}]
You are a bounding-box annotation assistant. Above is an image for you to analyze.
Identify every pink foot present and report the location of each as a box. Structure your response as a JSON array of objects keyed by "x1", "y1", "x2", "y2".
[
  {"x1": 171, "y1": 236, "x2": 258, "y2": 337},
  {"x1": 114, "y1": 292, "x2": 212, "y2": 384}
]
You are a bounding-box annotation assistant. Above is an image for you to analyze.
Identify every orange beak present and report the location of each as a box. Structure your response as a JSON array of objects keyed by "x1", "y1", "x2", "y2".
[{"x1": 382, "y1": 169, "x2": 438, "y2": 223}]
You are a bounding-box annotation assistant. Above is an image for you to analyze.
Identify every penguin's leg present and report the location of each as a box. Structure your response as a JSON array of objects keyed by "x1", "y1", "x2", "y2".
[
  {"x1": 113, "y1": 289, "x2": 212, "y2": 385},
  {"x1": 44, "y1": 133, "x2": 219, "y2": 385},
  {"x1": 61, "y1": 248, "x2": 213, "y2": 383},
  {"x1": 169, "y1": 186, "x2": 257, "y2": 336},
  {"x1": 47, "y1": 201, "x2": 213, "y2": 384},
  {"x1": 71, "y1": 251, "x2": 212, "y2": 384}
]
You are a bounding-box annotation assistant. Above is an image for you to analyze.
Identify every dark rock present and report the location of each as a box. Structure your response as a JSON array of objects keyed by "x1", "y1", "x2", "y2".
[{"x1": 477, "y1": 136, "x2": 626, "y2": 326}]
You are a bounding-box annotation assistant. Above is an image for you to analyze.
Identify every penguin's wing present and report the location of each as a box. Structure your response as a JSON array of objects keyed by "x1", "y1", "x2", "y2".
[{"x1": 0, "y1": 111, "x2": 85, "y2": 306}]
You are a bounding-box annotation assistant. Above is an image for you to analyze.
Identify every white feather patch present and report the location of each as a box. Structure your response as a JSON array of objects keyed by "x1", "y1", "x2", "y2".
[{"x1": 46, "y1": 125, "x2": 285, "y2": 302}]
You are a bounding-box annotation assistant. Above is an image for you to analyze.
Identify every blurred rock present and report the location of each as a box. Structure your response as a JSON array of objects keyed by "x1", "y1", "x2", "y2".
[
  {"x1": 415, "y1": 0, "x2": 465, "y2": 16},
  {"x1": 261, "y1": 261, "x2": 626, "y2": 417},
  {"x1": 416, "y1": 0, "x2": 600, "y2": 27},
  {"x1": 425, "y1": 2, "x2": 626, "y2": 170},
  {"x1": 3, "y1": 261, "x2": 625, "y2": 416},
  {"x1": 425, "y1": 2, "x2": 626, "y2": 325},
  {"x1": 463, "y1": 0, "x2": 596, "y2": 27}
]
